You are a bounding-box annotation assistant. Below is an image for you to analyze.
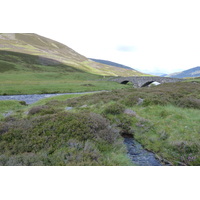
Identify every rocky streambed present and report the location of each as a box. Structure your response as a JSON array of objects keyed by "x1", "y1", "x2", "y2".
[
  {"x1": 124, "y1": 136, "x2": 165, "y2": 166},
  {"x1": 0, "y1": 91, "x2": 101, "y2": 104}
]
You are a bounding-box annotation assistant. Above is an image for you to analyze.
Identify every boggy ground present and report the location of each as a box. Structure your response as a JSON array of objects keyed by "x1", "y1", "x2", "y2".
[{"x1": 0, "y1": 81, "x2": 200, "y2": 165}]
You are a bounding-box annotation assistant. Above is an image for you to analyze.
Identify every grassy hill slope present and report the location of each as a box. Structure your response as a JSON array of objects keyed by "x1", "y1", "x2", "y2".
[{"x1": 0, "y1": 33, "x2": 144, "y2": 77}]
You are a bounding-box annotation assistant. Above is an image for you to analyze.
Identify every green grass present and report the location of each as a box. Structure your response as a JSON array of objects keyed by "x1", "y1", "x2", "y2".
[
  {"x1": 0, "y1": 51, "x2": 133, "y2": 95},
  {"x1": 186, "y1": 77, "x2": 200, "y2": 82},
  {"x1": 32, "y1": 94, "x2": 89, "y2": 105},
  {"x1": 132, "y1": 105, "x2": 200, "y2": 165},
  {"x1": 0, "y1": 72, "x2": 132, "y2": 95},
  {"x1": 0, "y1": 100, "x2": 26, "y2": 119}
]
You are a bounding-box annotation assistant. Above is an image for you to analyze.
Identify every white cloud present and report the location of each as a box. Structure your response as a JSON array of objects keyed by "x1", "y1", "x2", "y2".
[{"x1": 1, "y1": 0, "x2": 200, "y2": 73}]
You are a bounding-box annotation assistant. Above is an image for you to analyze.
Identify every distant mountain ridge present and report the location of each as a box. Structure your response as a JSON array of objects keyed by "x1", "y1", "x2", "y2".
[
  {"x1": 166, "y1": 66, "x2": 200, "y2": 78},
  {"x1": 89, "y1": 58, "x2": 134, "y2": 70},
  {"x1": 0, "y1": 33, "x2": 144, "y2": 77},
  {"x1": 147, "y1": 72, "x2": 167, "y2": 77}
]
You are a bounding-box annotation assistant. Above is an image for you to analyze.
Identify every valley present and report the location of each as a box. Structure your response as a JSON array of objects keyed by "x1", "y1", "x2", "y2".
[{"x1": 0, "y1": 33, "x2": 200, "y2": 166}]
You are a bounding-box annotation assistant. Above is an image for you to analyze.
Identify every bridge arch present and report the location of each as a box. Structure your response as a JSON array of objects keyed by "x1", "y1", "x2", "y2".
[
  {"x1": 120, "y1": 80, "x2": 131, "y2": 84},
  {"x1": 141, "y1": 81, "x2": 161, "y2": 87}
]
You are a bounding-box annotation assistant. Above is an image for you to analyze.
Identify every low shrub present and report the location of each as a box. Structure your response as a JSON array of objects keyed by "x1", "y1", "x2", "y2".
[
  {"x1": 176, "y1": 97, "x2": 200, "y2": 109},
  {"x1": 65, "y1": 90, "x2": 127, "y2": 107},
  {"x1": 103, "y1": 103, "x2": 125, "y2": 115},
  {"x1": 142, "y1": 95, "x2": 171, "y2": 106},
  {"x1": 121, "y1": 95, "x2": 141, "y2": 107},
  {"x1": 50, "y1": 140, "x2": 101, "y2": 166},
  {"x1": 0, "y1": 111, "x2": 122, "y2": 165},
  {"x1": 28, "y1": 105, "x2": 56, "y2": 115},
  {"x1": 46, "y1": 100, "x2": 66, "y2": 107},
  {"x1": 115, "y1": 116, "x2": 135, "y2": 136},
  {"x1": 19, "y1": 101, "x2": 27, "y2": 106},
  {"x1": 170, "y1": 141, "x2": 199, "y2": 154},
  {"x1": 81, "y1": 84, "x2": 95, "y2": 87},
  {"x1": 0, "y1": 153, "x2": 48, "y2": 166}
]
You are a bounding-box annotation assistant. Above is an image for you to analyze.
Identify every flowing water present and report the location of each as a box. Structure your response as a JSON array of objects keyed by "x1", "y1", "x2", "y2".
[
  {"x1": 0, "y1": 91, "x2": 102, "y2": 104},
  {"x1": 124, "y1": 136, "x2": 163, "y2": 166}
]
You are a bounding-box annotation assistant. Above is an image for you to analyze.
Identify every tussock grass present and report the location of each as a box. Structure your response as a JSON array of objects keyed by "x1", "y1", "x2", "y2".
[{"x1": 132, "y1": 105, "x2": 200, "y2": 165}]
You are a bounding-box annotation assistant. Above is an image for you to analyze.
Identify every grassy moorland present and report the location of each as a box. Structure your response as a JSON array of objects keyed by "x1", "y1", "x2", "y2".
[
  {"x1": 186, "y1": 77, "x2": 200, "y2": 83},
  {"x1": 0, "y1": 96, "x2": 133, "y2": 166},
  {"x1": 0, "y1": 51, "x2": 134, "y2": 95},
  {"x1": 0, "y1": 81, "x2": 200, "y2": 166},
  {"x1": 0, "y1": 93, "x2": 93, "y2": 119},
  {"x1": 0, "y1": 72, "x2": 130, "y2": 95}
]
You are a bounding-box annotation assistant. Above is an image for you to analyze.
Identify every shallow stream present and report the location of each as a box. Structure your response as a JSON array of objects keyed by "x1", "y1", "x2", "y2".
[
  {"x1": 124, "y1": 136, "x2": 164, "y2": 166},
  {"x1": 0, "y1": 91, "x2": 101, "y2": 104}
]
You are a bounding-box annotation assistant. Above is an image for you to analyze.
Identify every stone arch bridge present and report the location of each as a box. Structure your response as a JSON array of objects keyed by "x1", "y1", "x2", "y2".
[{"x1": 109, "y1": 76, "x2": 183, "y2": 88}]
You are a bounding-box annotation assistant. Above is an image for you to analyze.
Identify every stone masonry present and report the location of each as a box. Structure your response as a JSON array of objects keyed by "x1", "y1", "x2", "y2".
[{"x1": 109, "y1": 76, "x2": 183, "y2": 88}]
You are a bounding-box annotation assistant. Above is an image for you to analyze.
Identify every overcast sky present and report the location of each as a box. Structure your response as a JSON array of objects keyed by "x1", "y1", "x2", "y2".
[{"x1": 2, "y1": 0, "x2": 200, "y2": 74}]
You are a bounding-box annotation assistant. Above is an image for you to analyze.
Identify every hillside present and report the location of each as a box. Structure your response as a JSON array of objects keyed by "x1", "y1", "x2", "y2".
[
  {"x1": 0, "y1": 33, "x2": 143, "y2": 76},
  {"x1": 89, "y1": 58, "x2": 134, "y2": 70},
  {"x1": 166, "y1": 66, "x2": 200, "y2": 78}
]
